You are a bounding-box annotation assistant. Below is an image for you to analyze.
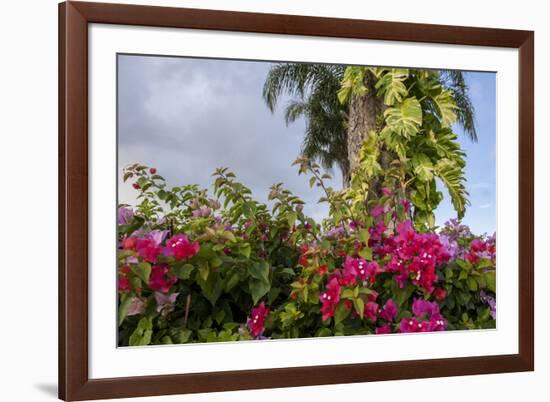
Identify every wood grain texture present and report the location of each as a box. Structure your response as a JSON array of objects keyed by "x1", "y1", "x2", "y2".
[{"x1": 58, "y1": 1, "x2": 534, "y2": 400}]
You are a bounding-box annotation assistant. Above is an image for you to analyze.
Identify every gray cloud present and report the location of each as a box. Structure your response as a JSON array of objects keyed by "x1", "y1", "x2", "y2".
[{"x1": 118, "y1": 55, "x2": 341, "y2": 220}]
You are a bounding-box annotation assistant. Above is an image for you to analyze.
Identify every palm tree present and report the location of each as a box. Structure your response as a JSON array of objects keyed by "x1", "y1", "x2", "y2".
[
  {"x1": 263, "y1": 64, "x2": 477, "y2": 188},
  {"x1": 262, "y1": 63, "x2": 350, "y2": 185}
]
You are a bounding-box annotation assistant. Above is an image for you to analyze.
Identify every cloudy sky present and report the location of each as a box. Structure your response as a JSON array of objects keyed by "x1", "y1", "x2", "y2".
[{"x1": 118, "y1": 54, "x2": 496, "y2": 234}]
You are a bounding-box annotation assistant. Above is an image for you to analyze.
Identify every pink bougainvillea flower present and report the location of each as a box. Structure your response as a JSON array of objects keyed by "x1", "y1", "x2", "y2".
[
  {"x1": 149, "y1": 167, "x2": 156, "y2": 174},
  {"x1": 380, "y1": 219, "x2": 450, "y2": 294},
  {"x1": 320, "y1": 277, "x2": 341, "y2": 321},
  {"x1": 399, "y1": 317, "x2": 430, "y2": 333},
  {"x1": 122, "y1": 236, "x2": 138, "y2": 250},
  {"x1": 400, "y1": 299, "x2": 447, "y2": 333},
  {"x1": 342, "y1": 257, "x2": 383, "y2": 286},
  {"x1": 118, "y1": 276, "x2": 130, "y2": 292},
  {"x1": 401, "y1": 199, "x2": 412, "y2": 214},
  {"x1": 154, "y1": 292, "x2": 179, "y2": 316},
  {"x1": 148, "y1": 264, "x2": 177, "y2": 293},
  {"x1": 162, "y1": 234, "x2": 200, "y2": 261},
  {"x1": 127, "y1": 297, "x2": 146, "y2": 316},
  {"x1": 434, "y1": 288, "x2": 447, "y2": 300},
  {"x1": 136, "y1": 238, "x2": 162, "y2": 263},
  {"x1": 379, "y1": 298, "x2": 398, "y2": 322},
  {"x1": 132, "y1": 182, "x2": 140, "y2": 190},
  {"x1": 382, "y1": 187, "x2": 392, "y2": 196},
  {"x1": 364, "y1": 301, "x2": 379, "y2": 322},
  {"x1": 412, "y1": 298, "x2": 439, "y2": 318},
  {"x1": 365, "y1": 261, "x2": 383, "y2": 283},
  {"x1": 370, "y1": 205, "x2": 385, "y2": 218},
  {"x1": 375, "y1": 324, "x2": 392, "y2": 334},
  {"x1": 247, "y1": 302, "x2": 270, "y2": 338}
]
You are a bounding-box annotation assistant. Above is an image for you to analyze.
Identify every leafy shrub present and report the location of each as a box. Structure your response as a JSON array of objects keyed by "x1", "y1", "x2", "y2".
[{"x1": 117, "y1": 153, "x2": 495, "y2": 346}]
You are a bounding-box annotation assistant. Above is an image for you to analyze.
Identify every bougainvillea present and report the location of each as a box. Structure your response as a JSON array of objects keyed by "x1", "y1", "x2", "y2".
[{"x1": 117, "y1": 154, "x2": 496, "y2": 346}]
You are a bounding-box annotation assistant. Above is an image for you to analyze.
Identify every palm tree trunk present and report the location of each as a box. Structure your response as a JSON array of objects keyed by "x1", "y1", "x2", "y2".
[{"x1": 346, "y1": 72, "x2": 386, "y2": 181}]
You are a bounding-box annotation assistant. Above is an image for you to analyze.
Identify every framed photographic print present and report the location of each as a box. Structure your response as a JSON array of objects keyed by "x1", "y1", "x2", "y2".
[{"x1": 59, "y1": 1, "x2": 534, "y2": 400}]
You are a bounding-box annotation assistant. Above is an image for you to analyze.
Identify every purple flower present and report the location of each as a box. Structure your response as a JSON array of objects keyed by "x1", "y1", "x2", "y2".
[
  {"x1": 326, "y1": 225, "x2": 346, "y2": 238},
  {"x1": 480, "y1": 290, "x2": 496, "y2": 319},
  {"x1": 439, "y1": 234, "x2": 459, "y2": 259},
  {"x1": 192, "y1": 206, "x2": 212, "y2": 218},
  {"x1": 117, "y1": 207, "x2": 134, "y2": 225},
  {"x1": 127, "y1": 297, "x2": 146, "y2": 316},
  {"x1": 154, "y1": 292, "x2": 179, "y2": 316},
  {"x1": 147, "y1": 229, "x2": 168, "y2": 247}
]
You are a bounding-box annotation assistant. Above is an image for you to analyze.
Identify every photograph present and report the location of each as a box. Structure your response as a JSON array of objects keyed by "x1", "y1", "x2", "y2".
[{"x1": 116, "y1": 55, "x2": 497, "y2": 346}]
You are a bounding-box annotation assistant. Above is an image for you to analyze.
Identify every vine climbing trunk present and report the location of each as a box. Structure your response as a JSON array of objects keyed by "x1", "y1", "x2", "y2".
[{"x1": 345, "y1": 71, "x2": 386, "y2": 188}]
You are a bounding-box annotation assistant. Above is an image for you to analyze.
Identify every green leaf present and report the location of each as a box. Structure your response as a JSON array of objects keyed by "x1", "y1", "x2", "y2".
[
  {"x1": 467, "y1": 276, "x2": 478, "y2": 292},
  {"x1": 286, "y1": 211, "x2": 297, "y2": 228},
  {"x1": 432, "y1": 89, "x2": 457, "y2": 127},
  {"x1": 198, "y1": 272, "x2": 224, "y2": 306},
  {"x1": 375, "y1": 68, "x2": 409, "y2": 105},
  {"x1": 249, "y1": 261, "x2": 270, "y2": 283},
  {"x1": 249, "y1": 278, "x2": 271, "y2": 305},
  {"x1": 172, "y1": 263, "x2": 194, "y2": 280},
  {"x1": 334, "y1": 302, "x2": 351, "y2": 325},
  {"x1": 341, "y1": 289, "x2": 354, "y2": 299},
  {"x1": 353, "y1": 297, "x2": 365, "y2": 317},
  {"x1": 338, "y1": 66, "x2": 367, "y2": 104},
  {"x1": 392, "y1": 281, "x2": 415, "y2": 307},
  {"x1": 129, "y1": 317, "x2": 153, "y2": 346},
  {"x1": 411, "y1": 153, "x2": 434, "y2": 182},
  {"x1": 118, "y1": 295, "x2": 133, "y2": 326},
  {"x1": 383, "y1": 97, "x2": 422, "y2": 138},
  {"x1": 240, "y1": 243, "x2": 251, "y2": 258},
  {"x1": 435, "y1": 158, "x2": 469, "y2": 219},
  {"x1": 131, "y1": 262, "x2": 151, "y2": 283},
  {"x1": 225, "y1": 271, "x2": 240, "y2": 292},
  {"x1": 358, "y1": 247, "x2": 373, "y2": 260},
  {"x1": 484, "y1": 271, "x2": 496, "y2": 293},
  {"x1": 198, "y1": 261, "x2": 210, "y2": 281}
]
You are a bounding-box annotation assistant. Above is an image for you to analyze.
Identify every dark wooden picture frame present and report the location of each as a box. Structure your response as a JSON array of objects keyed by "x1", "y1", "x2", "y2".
[{"x1": 59, "y1": 1, "x2": 534, "y2": 400}]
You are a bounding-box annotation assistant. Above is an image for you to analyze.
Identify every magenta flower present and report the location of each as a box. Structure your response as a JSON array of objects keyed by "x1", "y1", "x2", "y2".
[
  {"x1": 399, "y1": 299, "x2": 447, "y2": 333},
  {"x1": 399, "y1": 317, "x2": 429, "y2": 333},
  {"x1": 364, "y1": 301, "x2": 379, "y2": 322},
  {"x1": 148, "y1": 264, "x2": 177, "y2": 293},
  {"x1": 136, "y1": 238, "x2": 162, "y2": 263},
  {"x1": 247, "y1": 302, "x2": 269, "y2": 338},
  {"x1": 370, "y1": 205, "x2": 385, "y2": 218},
  {"x1": 382, "y1": 187, "x2": 392, "y2": 196},
  {"x1": 381, "y1": 220, "x2": 450, "y2": 294},
  {"x1": 320, "y1": 277, "x2": 341, "y2": 321},
  {"x1": 118, "y1": 276, "x2": 130, "y2": 292},
  {"x1": 379, "y1": 298, "x2": 398, "y2": 322},
  {"x1": 375, "y1": 324, "x2": 392, "y2": 334},
  {"x1": 163, "y1": 234, "x2": 200, "y2": 261}
]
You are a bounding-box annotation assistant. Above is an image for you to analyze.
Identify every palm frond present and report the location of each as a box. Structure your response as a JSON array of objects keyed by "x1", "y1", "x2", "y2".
[{"x1": 440, "y1": 70, "x2": 478, "y2": 141}]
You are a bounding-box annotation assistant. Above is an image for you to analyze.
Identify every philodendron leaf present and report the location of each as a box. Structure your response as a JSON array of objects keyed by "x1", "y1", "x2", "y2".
[
  {"x1": 411, "y1": 153, "x2": 434, "y2": 182},
  {"x1": 383, "y1": 97, "x2": 422, "y2": 138}
]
